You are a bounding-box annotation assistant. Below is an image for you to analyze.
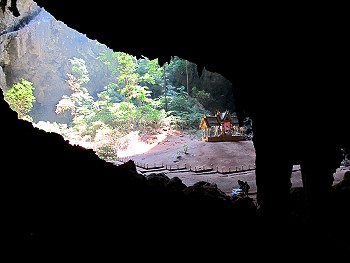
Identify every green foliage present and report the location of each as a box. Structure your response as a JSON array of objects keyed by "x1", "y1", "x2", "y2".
[
  {"x1": 69, "y1": 57, "x2": 90, "y2": 85},
  {"x1": 55, "y1": 95, "x2": 75, "y2": 115},
  {"x1": 111, "y1": 101, "x2": 135, "y2": 135},
  {"x1": 176, "y1": 143, "x2": 189, "y2": 156},
  {"x1": 137, "y1": 56, "x2": 163, "y2": 85},
  {"x1": 133, "y1": 102, "x2": 167, "y2": 133},
  {"x1": 94, "y1": 128, "x2": 118, "y2": 161},
  {"x1": 95, "y1": 144, "x2": 117, "y2": 161},
  {"x1": 114, "y1": 52, "x2": 152, "y2": 105},
  {"x1": 98, "y1": 51, "x2": 156, "y2": 133},
  {"x1": 166, "y1": 86, "x2": 211, "y2": 129},
  {"x1": 97, "y1": 84, "x2": 124, "y2": 104},
  {"x1": 191, "y1": 86, "x2": 216, "y2": 110},
  {"x1": 183, "y1": 143, "x2": 188, "y2": 154},
  {"x1": 4, "y1": 79, "x2": 36, "y2": 121},
  {"x1": 165, "y1": 56, "x2": 187, "y2": 77},
  {"x1": 56, "y1": 58, "x2": 96, "y2": 123}
]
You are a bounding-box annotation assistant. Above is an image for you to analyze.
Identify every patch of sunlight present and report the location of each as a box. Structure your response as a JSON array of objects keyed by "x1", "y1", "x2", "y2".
[{"x1": 117, "y1": 130, "x2": 168, "y2": 157}]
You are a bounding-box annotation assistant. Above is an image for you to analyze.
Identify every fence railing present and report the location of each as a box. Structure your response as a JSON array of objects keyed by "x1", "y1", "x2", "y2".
[{"x1": 115, "y1": 157, "x2": 256, "y2": 175}]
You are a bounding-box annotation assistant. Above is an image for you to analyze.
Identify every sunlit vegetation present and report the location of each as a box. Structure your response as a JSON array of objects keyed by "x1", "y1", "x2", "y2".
[
  {"x1": 6, "y1": 53, "x2": 349, "y2": 164},
  {"x1": 6, "y1": 53, "x2": 213, "y2": 161},
  {"x1": 4, "y1": 79, "x2": 36, "y2": 122}
]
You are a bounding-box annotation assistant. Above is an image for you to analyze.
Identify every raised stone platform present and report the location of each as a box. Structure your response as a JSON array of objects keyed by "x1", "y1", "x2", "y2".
[{"x1": 202, "y1": 135, "x2": 245, "y2": 142}]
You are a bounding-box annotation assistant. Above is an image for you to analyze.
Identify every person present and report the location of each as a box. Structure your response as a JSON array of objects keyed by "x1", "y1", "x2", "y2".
[{"x1": 238, "y1": 180, "x2": 250, "y2": 196}]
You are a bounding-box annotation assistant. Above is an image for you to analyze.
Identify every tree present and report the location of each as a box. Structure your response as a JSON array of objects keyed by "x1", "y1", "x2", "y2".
[
  {"x1": 56, "y1": 57, "x2": 95, "y2": 119},
  {"x1": 99, "y1": 51, "x2": 154, "y2": 133},
  {"x1": 4, "y1": 79, "x2": 36, "y2": 121}
]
